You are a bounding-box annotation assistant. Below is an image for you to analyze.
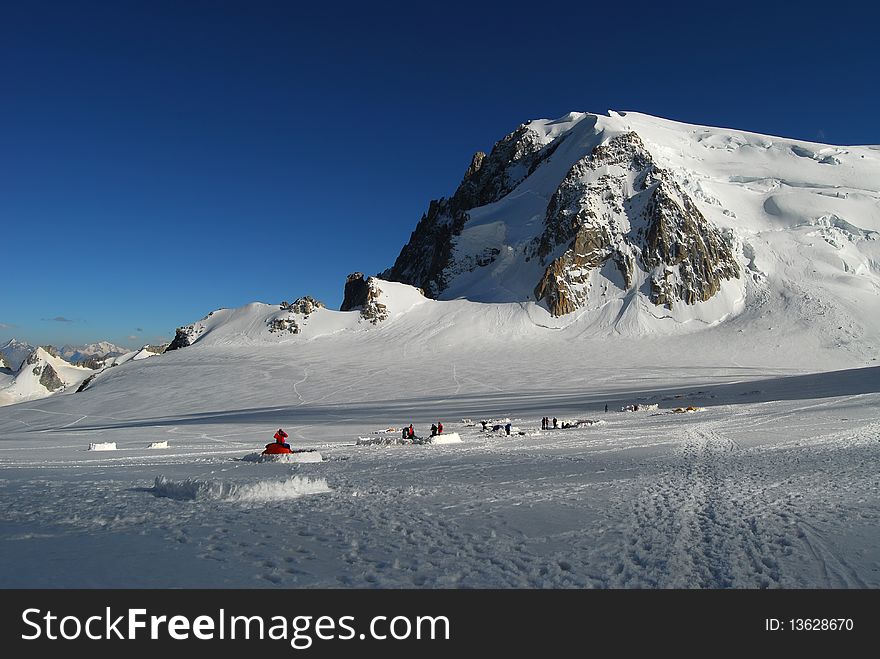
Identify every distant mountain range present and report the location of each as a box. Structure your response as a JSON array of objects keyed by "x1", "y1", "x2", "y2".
[
  {"x1": 0, "y1": 338, "x2": 167, "y2": 405},
  {"x1": 57, "y1": 341, "x2": 128, "y2": 363}
]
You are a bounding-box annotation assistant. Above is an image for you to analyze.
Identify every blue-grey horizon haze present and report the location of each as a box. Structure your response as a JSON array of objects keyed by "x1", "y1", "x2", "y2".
[{"x1": 1, "y1": 0, "x2": 877, "y2": 348}]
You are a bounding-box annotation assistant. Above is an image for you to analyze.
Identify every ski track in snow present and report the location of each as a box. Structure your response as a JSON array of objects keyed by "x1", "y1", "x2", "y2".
[
  {"x1": 614, "y1": 421, "x2": 783, "y2": 588},
  {"x1": 611, "y1": 416, "x2": 879, "y2": 588},
  {"x1": 293, "y1": 367, "x2": 308, "y2": 406}
]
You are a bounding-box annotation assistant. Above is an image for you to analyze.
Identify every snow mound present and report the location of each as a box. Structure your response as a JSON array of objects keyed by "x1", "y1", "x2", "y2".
[
  {"x1": 147, "y1": 441, "x2": 168, "y2": 449},
  {"x1": 240, "y1": 451, "x2": 323, "y2": 463},
  {"x1": 151, "y1": 475, "x2": 330, "y2": 502},
  {"x1": 430, "y1": 432, "x2": 462, "y2": 444},
  {"x1": 88, "y1": 442, "x2": 117, "y2": 451},
  {"x1": 357, "y1": 436, "x2": 408, "y2": 446},
  {"x1": 356, "y1": 432, "x2": 463, "y2": 446}
]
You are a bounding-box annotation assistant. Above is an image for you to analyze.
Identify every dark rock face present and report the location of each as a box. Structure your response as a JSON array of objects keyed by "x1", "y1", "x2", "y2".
[
  {"x1": 641, "y1": 180, "x2": 740, "y2": 307},
  {"x1": 534, "y1": 132, "x2": 739, "y2": 315},
  {"x1": 76, "y1": 373, "x2": 98, "y2": 393},
  {"x1": 165, "y1": 328, "x2": 193, "y2": 352},
  {"x1": 339, "y1": 273, "x2": 388, "y2": 323},
  {"x1": 36, "y1": 362, "x2": 64, "y2": 392},
  {"x1": 340, "y1": 273, "x2": 370, "y2": 312},
  {"x1": 381, "y1": 121, "x2": 564, "y2": 297}
]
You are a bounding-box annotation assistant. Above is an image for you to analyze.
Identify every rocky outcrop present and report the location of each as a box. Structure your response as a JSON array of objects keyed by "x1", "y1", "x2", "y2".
[
  {"x1": 359, "y1": 280, "x2": 388, "y2": 324},
  {"x1": 143, "y1": 343, "x2": 170, "y2": 354},
  {"x1": 381, "y1": 121, "x2": 563, "y2": 296},
  {"x1": 76, "y1": 373, "x2": 98, "y2": 393},
  {"x1": 534, "y1": 132, "x2": 739, "y2": 315},
  {"x1": 25, "y1": 351, "x2": 65, "y2": 392},
  {"x1": 269, "y1": 296, "x2": 326, "y2": 334},
  {"x1": 339, "y1": 273, "x2": 388, "y2": 323},
  {"x1": 641, "y1": 179, "x2": 740, "y2": 306},
  {"x1": 166, "y1": 327, "x2": 195, "y2": 351},
  {"x1": 267, "y1": 317, "x2": 300, "y2": 334},
  {"x1": 76, "y1": 356, "x2": 106, "y2": 370},
  {"x1": 38, "y1": 363, "x2": 64, "y2": 391},
  {"x1": 340, "y1": 273, "x2": 370, "y2": 312},
  {"x1": 282, "y1": 296, "x2": 324, "y2": 316}
]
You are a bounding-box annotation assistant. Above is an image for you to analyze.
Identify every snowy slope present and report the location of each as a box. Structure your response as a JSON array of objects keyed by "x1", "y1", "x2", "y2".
[
  {"x1": 168, "y1": 281, "x2": 429, "y2": 350},
  {"x1": 0, "y1": 328, "x2": 877, "y2": 588}
]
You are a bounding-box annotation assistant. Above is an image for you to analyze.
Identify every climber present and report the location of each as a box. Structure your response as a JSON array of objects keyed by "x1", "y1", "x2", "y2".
[{"x1": 274, "y1": 428, "x2": 291, "y2": 450}]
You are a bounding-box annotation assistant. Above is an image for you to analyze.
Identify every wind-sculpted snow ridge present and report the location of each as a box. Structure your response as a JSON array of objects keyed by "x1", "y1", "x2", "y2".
[{"x1": 151, "y1": 475, "x2": 331, "y2": 502}]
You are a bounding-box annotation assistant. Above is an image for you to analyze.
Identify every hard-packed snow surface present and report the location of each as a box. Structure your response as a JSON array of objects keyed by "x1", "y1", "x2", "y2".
[
  {"x1": 0, "y1": 331, "x2": 877, "y2": 587},
  {"x1": 0, "y1": 111, "x2": 878, "y2": 588}
]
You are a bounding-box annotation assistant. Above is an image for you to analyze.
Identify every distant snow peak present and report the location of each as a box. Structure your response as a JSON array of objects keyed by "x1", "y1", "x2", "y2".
[
  {"x1": 58, "y1": 341, "x2": 128, "y2": 363},
  {"x1": 0, "y1": 345, "x2": 96, "y2": 404},
  {"x1": 0, "y1": 338, "x2": 36, "y2": 371},
  {"x1": 27, "y1": 352, "x2": 64, "y2": 392}
]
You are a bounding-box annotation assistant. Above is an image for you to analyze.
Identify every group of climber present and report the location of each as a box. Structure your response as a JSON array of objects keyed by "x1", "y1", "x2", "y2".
[
  {"x1": 401, "y1": 422, "x2": 443, "y2": 440},
  {"x1": 480, "y1": 420, "x2": 513, "y2": 435},
  {"x1": 541, "y1": 417, "x2": 558, "y2": 430}
]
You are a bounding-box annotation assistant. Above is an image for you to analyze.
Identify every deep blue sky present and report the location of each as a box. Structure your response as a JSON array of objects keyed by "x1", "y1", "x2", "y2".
[{"x1": 1, "y1": 0, "x2": 877, "y2": 348}]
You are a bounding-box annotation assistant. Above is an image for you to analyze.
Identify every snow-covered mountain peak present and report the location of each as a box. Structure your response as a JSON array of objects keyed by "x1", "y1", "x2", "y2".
[
  {"x1": 379, "y1": 110, "x2": 879, "y2": 334},
  {"x1": 0, "y1": 345, "x2": 96, "y2": 405},
  {"x1": 0, "y1": 338, "x2": 36, "y2": 371}
]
